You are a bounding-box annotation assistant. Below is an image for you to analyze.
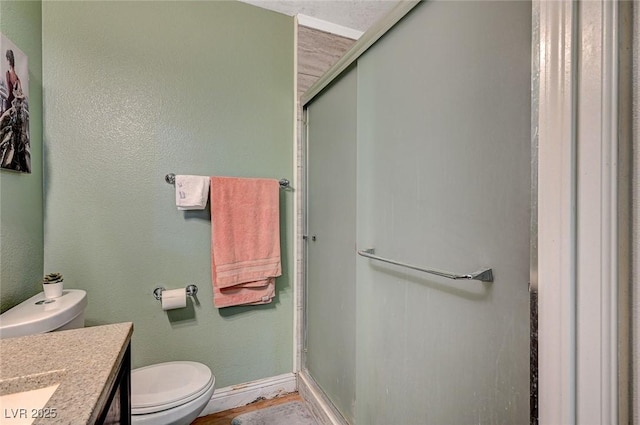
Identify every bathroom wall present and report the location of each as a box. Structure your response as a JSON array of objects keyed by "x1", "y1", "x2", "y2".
[
  {"x1": 0, "y1": 1, "x2": 44, "y2": 313},
  {"x1": 42, "y1": 1, "x2": 294, "y2": 388}
]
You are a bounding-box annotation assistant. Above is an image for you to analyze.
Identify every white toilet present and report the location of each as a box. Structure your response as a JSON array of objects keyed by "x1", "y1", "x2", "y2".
[
  {"x1": 131, "y1": 361, "x2": 215, "y2": 425},
  {"x1": 0, "y1": 289, "x2": 88, "y2": 338},
  {"x1": 0, "y1": 290, "x2": 215, "y2": 425}
]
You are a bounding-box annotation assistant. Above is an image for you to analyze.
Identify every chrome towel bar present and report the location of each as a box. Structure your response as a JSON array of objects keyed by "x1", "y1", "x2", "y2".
[
  {"x1": 357, "y1": 248, "x2": 494, "y2": 282},
  {"x1": 164, "y1": 173, "x2": 291, "y2": 189}
]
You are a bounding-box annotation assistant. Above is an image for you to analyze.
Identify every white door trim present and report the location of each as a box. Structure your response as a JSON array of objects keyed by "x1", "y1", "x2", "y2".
[
  {"x1": 536, "y1": 1, "x2": 578, "y2": 422},
  {"x1": 574, "y1": 1, "x2": 621, "y2": 422},
  {"x1": 536, "y1": 0, "x2": 627, "y2": 423}
]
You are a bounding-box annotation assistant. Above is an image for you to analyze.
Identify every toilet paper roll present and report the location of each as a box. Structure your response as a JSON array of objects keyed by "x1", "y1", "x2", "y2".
[{"x1": 161, "y1": 288, "x2": 187, "y2": 311}]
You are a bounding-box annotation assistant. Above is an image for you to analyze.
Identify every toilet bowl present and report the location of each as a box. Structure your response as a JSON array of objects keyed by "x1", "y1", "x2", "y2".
[
  {"x1": 131, "y1": 361, "x2": 215, "y2": 425},
  {"x1": 0, "y1": 289, "x2": 215, "y2": 425}
]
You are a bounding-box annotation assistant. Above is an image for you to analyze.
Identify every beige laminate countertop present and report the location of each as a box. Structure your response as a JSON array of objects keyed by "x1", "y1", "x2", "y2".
[{"x1": 0, "y1": 322, "x2": 133, "y2": 425}]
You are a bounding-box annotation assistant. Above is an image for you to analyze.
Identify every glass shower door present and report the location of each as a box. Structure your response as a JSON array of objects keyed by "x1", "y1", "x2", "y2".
[
  {"x1": 304, "y1": 67, "x2": 358, "y2": 424},
  {"x1": 304, "y1": 2, "x2": 532, "y2": 423},
  {"x1": 354, "y1": 1, "x2": 532, "y2": 424}
]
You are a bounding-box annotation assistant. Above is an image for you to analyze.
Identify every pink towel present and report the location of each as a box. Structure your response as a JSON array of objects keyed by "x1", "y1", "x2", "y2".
[{"x1": 210, "y1": 176, "x2": 281, "y2": 308}]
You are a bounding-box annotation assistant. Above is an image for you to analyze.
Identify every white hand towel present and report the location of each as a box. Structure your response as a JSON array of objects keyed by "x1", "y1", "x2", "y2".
[{"x1": 175, "y1": 175, "x2": 210, "y2": 210}]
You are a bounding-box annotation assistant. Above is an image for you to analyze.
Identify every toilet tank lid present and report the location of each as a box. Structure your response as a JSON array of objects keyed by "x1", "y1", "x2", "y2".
[
  {"x1": 131, "y1": 361, "x2": 214, "y2": 412},
  {"x1": 0, "y1": 290, "x2": 87, "y2": 339}
]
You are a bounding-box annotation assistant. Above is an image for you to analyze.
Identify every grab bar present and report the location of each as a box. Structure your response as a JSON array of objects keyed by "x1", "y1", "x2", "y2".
[{"x1": 357, "y1": 248, "x2": 493, "y2": 282}]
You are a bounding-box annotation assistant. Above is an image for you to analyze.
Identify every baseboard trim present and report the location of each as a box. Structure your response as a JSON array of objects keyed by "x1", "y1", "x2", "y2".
[
  {"x1": 199, "y1": 372, "x2": 297, "y2": 417},
  {"x1": 298, "y1": 370, "x2": 348, "y2": 425}
]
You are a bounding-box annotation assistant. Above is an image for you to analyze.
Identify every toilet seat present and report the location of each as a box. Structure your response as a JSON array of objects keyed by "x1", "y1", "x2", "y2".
[{"x1": 131, "y1": 361, "x2": 214, "y2": 415}]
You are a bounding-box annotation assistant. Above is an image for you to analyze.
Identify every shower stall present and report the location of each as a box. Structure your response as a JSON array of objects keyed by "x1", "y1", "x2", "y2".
[{"x1": 301, "y1": 1, "x2": 533, "y2": 424}]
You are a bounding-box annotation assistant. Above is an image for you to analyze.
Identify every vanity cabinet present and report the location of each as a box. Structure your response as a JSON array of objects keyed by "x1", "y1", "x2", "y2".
[
  {"x1": 97, "y1": 344, "x2": 131, "y2": 425},
  {"x1": 0, "y1": 322, "x2": 133, "y2": 425}
]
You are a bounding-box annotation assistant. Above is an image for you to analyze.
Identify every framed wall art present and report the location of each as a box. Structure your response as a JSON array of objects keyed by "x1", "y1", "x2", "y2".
[{"x1": 0, "y1": 33, "x2": 30, "y2": 173}]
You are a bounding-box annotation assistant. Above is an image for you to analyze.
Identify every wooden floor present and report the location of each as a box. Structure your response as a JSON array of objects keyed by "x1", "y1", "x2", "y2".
[{"x1": 191, "y1": 393, "x2": 303, "y2": 425}]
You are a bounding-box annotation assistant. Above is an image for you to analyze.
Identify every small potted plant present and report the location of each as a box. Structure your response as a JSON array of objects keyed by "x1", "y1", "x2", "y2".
[{"x1": 43, "y1": 272, "x2": 64, "y2": 299}]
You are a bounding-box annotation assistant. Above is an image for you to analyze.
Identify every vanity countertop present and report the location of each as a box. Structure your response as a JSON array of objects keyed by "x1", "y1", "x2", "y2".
[{"x1": 0, "y1": 322, "x2": 133, "y2": 424}]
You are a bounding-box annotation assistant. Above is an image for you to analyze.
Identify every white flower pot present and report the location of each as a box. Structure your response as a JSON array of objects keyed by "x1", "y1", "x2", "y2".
[{"x1": 43, "y1": 281, "x2": 63, "y2": 299}]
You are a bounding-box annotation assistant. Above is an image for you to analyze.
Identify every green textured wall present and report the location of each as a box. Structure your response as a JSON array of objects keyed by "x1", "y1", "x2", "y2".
[
  {"x1": 0, "y1": 1, "x2": 44, "y2": 313},
  {"x1": 42, "y1": 1, "x2": 294, "y2": 387}
]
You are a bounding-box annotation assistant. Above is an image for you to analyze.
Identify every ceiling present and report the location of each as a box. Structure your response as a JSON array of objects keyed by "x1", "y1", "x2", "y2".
[{"x1": 239, "y1": 0, "x2": 399, "y2": 33}]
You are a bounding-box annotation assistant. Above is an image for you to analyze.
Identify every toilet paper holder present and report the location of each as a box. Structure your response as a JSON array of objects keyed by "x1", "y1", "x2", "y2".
[{"x1": 153, "y1": 284, "x2": 198, "y2": 301}]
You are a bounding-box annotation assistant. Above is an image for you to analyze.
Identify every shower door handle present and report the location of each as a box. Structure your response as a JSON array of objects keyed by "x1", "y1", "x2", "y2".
[{"x1": 357, "y1": 248, "x2": 493, "y2": 282}]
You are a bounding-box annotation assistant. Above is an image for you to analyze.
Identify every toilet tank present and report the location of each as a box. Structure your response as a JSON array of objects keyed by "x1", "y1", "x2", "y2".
[{"x1": 0, "y1": 290, "x2": 88, "y2": 339}]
